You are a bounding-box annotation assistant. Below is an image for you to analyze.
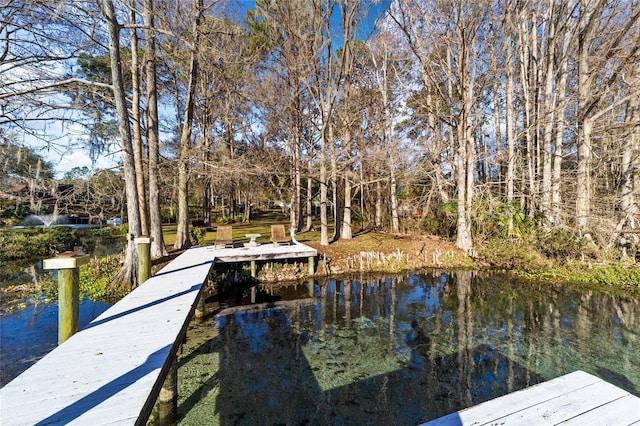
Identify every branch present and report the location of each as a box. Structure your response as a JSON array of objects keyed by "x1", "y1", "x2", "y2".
[{"x1": 0, "y1": 78, "x2": 113, "y2": 101}]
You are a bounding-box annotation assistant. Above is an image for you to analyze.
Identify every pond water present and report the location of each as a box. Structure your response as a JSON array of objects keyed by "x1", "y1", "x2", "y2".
[
  {"x1": 175, "y1": 271, "x2": 640, "y2": 425},
  {"x1": 0, "y1": 298, "x2": 111, "y2": 386}
]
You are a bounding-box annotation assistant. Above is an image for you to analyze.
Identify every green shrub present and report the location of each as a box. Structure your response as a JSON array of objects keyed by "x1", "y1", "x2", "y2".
[
  {"x1": 91, "y1": 225, "x2": 128, "y2": 237},
  {"x1": 478, "y1": 239, "x2": 551, "y2": 272},
  {"x1": 80, "y1": 255, "x2": 128, "y2": 302},
  {"x1": 216, "y1": 216, "x2": 231, "y2": 224},
  {"x1": 421, "y1": 201, "x2": 457, "y2": 239},
  {"x1": 161, "y1": 206, "x2": 174, "y2": 223},
  {"x1": 537, "y1": 228, "x2": 588, "y2": 261},
  {"x1": 189, "y1": 226, "x2": 206, "y2": 245},
  {"x1": 0, "y1": 228, "x2": 74, "y2": 260}
]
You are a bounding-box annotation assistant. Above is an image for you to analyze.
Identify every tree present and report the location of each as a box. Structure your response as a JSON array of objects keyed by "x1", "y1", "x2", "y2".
[
  {"x1": 170, "y1": 0, "x2": 204, "y2": 250},
  {"x1": 390, "y1": 0, "x2": 489, "y2": 251},
  {"x1": 144, "y1": 0, "x2": 168, "y2": 258},
  {"x1": 101, "y1": 0, "x2": 141, "y2": 287},
  {"x1": 574, "y1": 0, "x2": 640, "y2": 230},
  {"x1": 0, "y1": 138, "x2": 55, "y2": 213}
]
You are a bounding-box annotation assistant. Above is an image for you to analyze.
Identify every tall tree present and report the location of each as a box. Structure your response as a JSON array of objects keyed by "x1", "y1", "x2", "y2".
[
  {"x1": 101, "y1": 0, "x2": 141, "y2": 287},
  {"x1": 129, "y1": 4, "x2": 149, "y2": 236},
  {"x1": 173, "y1": 0, "x2": 204, "y2": 250},
  {"x1": 144, "y1": 0, "x2": 168, "y2": 258},
  {"x1": 390, "y1": 0, "x2": 489, "y2": 251},
  {"x1": 574, "y1": 0, "x2": 640, "y2": 230}
]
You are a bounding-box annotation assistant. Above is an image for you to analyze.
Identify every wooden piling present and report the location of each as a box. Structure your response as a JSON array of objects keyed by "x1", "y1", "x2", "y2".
[
  {"x1": 195, "y1": 293, "x2": 206, "y2": 322},
  {"x1": 135, "y1": 236, "x2": 153, "y2": 284},
  {"x1": 43, "y1": 252, "x2": 89, "y2": 344},
  {"x1": 308, "y1": 256, "x2": 315, "y2": 276},
  {"x1": 158, "y1": 361, "x2": 177, "y2": 425}
]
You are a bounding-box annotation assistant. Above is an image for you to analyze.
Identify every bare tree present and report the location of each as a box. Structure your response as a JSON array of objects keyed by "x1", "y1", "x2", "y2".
[
  {"x1": 390, "y1": 0, "x2": 489, "y2": 250},
  {"x1": 144, "y1": 0, "x2": 168, "y2": 258},
  {"x1": 101, "y1": 0, "x2": 141, "y2": 287}
]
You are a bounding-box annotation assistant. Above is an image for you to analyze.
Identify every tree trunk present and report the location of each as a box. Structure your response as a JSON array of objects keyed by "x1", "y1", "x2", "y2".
[
  {"x1": 541, "y1": 3, "x2": 557, "y2": 217},
  {"x1": 375, "y1": 179, "x2": 383, "y2": 228},
  {"x1": 103, "y1": 0, "x2": 141, "y2": 288},
  {"x1": 145, "y1": 0, "x2": 167, "y2": 259},
  {"x1": 390, "y1": 159, "x2": 400, "y2": 234},
  {"x1": 341, "y1": 172, "x2": 352, "y2": 239},
  {"x1": 575, "y1": 0, "x2": 598, "y2": 230},
  {"x1": 330, "y1": 126, "x2": 340, "y2": 242},
  {"x1": 303, "y1": 161, "x2": 314, "y2": 232},
  {"x1": 518, "y1": 14, "x2": 536, "y2": 216},
  {"x1": 320, "y1": 123, "x2": 329, "y2": 246},
  {"x1": 174, "y1": 0, "x2": 203, "y2": 250},
  {"x1": 130, "y1": 7, "x2": 148, "y2": 236},
  {"x1": 505, "y1": 24, "x2": 516, "y2": 233},
  {"x1": 552, "y1": 28, "x2": 570, "y2": 224}
]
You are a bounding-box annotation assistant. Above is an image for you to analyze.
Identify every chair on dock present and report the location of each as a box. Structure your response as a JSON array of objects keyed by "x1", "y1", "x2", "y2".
[
  {"x1": 215, "y1": 225, "x2": 234, "y2": 248},
  {"x1": 270, "y1": 224, "x2": 290, "y2": 246}
]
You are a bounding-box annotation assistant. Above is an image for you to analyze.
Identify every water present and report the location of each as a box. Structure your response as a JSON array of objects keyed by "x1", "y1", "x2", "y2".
[
  {"x1": 0, "y1": 298, "x2": 111, "y2": 386},
  {"x1": 175, "y1": 271, "x2": 640, "y2": 425}
]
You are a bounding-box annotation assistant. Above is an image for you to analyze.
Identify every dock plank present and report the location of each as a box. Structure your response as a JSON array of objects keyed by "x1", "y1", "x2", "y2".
[
  {"x1": 422, "y1": 371, "x2": 640, "y2": 426},
  {"x1": 560, "y1": 394, "x2": 640, "y2": 425},
  {"x1": 0, "y1": 242, "x2": 317, "y2": 425},
  {"x1": 494, "y1": 379, "x2": 629, "y2": 424}
]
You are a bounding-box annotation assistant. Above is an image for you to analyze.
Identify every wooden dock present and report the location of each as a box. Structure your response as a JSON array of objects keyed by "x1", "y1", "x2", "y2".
[
  {"x1": 0, "y1": 242, "x2": 317, "y2": 425},
  {"x1": 422, "y1": 370, "x2": 640, "y2": 425}
]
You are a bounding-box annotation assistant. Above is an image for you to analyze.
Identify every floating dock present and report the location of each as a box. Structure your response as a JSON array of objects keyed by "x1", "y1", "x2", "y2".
[{"x1": 0, "y1": 242, "x2": 317, "y2": 425}]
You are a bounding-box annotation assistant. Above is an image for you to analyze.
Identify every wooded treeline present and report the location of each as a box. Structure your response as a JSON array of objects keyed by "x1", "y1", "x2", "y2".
[{"x1": 1, "y1": 0, "x2": 638, "y2": 286}]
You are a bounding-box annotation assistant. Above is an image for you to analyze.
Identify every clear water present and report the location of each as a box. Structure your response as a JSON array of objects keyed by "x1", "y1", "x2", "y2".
[{"x1": 175, "y1": 271, "x2": 640, "y2": 425}]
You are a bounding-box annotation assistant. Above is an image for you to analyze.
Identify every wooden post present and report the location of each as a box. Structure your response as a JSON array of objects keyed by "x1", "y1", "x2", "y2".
[
  {"x1": 158, "y1": 360, "x2": 177, "y2": 425},
  {"x1": 135, "y1": 236, "x2": 153, "y2": 284},
  {"x1": 195, "y1": 293, "x2": 205, "y2": 323},
  {"x1": 250, "y1": 261, "x2": 257, "y2": 303},
  {"x1": 43, "y1": 252, "x2": 89, "y2": 345},
  {"x1": 308, "y1": 256, "x2": 315, "y2": 276}
]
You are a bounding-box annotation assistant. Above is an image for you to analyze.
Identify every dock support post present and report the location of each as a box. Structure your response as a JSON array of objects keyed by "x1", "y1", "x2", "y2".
[
  {"x1": 250, "y1": 260, "x2": 257, "y2": 303},
  {"x1": 308, "y1": 256, "x2": 315, "y2": 276},
  {"x1": 195, "y1": 293, "x2": 206, "y2": 322},
  {"x1": 43, "y1": 252, "x2": 89, "y2": 344},
  {"x1": 135, "y1": 236, "x2": 153, "y2": 284},
  {"x1": 158, "y1": 360, "x2": 177, "y2": 425}
]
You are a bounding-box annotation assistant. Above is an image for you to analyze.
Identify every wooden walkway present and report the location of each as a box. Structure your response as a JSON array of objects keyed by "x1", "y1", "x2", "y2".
[
  {"x1": 0, "y1": 242, "x2": 317, "y2": 425},
  {"x1": 422, "y1": 370, "x2": 640, "y2": 425}
]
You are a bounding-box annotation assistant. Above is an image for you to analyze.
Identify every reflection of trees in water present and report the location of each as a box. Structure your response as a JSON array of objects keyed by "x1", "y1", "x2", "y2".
[{"x1": 175, "y1": 272, "x2": 640, "y2": 424}]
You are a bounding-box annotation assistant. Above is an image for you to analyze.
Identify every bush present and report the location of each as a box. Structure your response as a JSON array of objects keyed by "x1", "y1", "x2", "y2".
[
  {"x1": 0, "y1": 228, "x2": 74, "y2": 260},
  {"x1": 478, "y1": 239, "x2": 551, "y2": 272},
  {"x1": 537, "y1": 228, "x2": 588, "y2": 261},
  {"x1": 91, "y1": 225, "x2": 128, "y2": 237},
  {"x1": 80, "y1": 255, "x2": 128, "y2": 302},
  {"x1": 189, "y1": 226, "x2": 206, "y2": 245},
  {"x1": 421, "y1": 201, "x2": 457, "y2": 239}
]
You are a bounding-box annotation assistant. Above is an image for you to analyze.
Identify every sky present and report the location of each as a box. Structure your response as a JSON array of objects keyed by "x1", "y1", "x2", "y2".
[{"x1": 32, "y1": 0, "x2": 392, "y2": 179}]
